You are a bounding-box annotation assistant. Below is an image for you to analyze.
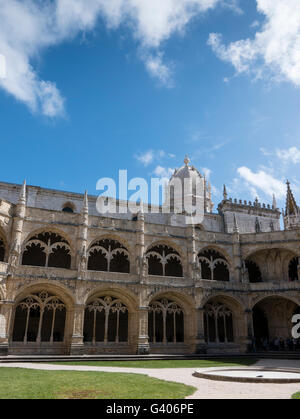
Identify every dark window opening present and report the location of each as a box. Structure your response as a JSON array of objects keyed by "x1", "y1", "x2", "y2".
[
  {"x1": 87, "y1": 239, "x2": 130, "y2": 273},
  {"x1": 0, "y1": 239, "x2": 5, "y2": 262},
  {"x1": 22, "y1": 232, "x2": 71, "y2": 269},
  {"x1": 246, "y1": 260, "x2": 262, "y2": 283},
  {"x1": 289, "y1": 257, "x2": 299, "y2": 281}
]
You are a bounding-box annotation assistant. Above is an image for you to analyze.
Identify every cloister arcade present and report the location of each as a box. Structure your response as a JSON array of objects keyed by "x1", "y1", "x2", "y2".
[
  {"x1": 0, "y1": 225, "x2": 298, "y2": 355},
  {"x1": 252, "y1": 296, "x2": 300, "y2": 344}
]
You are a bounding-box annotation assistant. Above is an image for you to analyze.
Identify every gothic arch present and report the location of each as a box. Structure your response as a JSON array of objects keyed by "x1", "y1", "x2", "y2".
[
  {"x1": 61, "y1": 202, "x2": 76, "y2": 213},
  {"x1": 11, "y1": 284, "x2": 75, "y2": 346},
  {"x1": 145, "y1": 243, "x2": 183, "y2": 277},
  {"x1": 148, "y1": 291, "x2": 195, "y2": 346},
  {"x1": 21, "y1": 231, "x2": 72, "y2": 269},
  {"x1": 87, "y1": 237, "x2": 130, "y2": 273},
  {"x1": 251, "y1": 295, "x2": 300, "y2": 343},
  {"x1": 203, "y1": 295, "x2": 244, "y2": 345},
  {"x1": 145, "y1": 240, "x2": 185, "y2": 260},
  {"x1": 87, "y1": 234, "x2": 133, "y2": 256},
  {"x1": 13, "y1": 282, "x2": 75, "y2": 309},
  {"x1": 83, "y1": 287, "x2": 138, "y2": 346},
  {"x1": 197, "y1": 245, "x2": 232, "y2": 265},
  {"x1": 201, "y1": 293, "x2": 245, "y2": 312},
  {"x1": 147, "y1": 290, "x2": 195, "y2": 314},
  {"x1": 22, "y1": 227, "x2": 75, "y2": 254},
  {"x1": 250, "y1": 293, "x2": 300, "y2": 310},
  {"x1": 197, "y1": 248, "x2": 230, "y2": 282}
]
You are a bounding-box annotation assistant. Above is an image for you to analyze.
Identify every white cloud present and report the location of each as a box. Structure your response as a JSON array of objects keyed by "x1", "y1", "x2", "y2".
[
  {"x1": 135, "y1": 150, "x2": 155, "y2": 166},
  {"x1": 201, "y1": 167, "x2": 212, "y2": 179},
  {"x1": 276, "y1": 147, "x2": 300, "y2": 164},
  {"x1": 0, "y1": 0, "x2": 223, "y2": 116},
  {"x1": 237, "y1": 166, "x2": 286, "y2": 199},
  {"x1": 208, "y1": 0, "x2": 300, "y2": 86},
  {"x1": 153, "y1": 165, "x2": 174, "y2": 179},
  {"x1": 143, "y1": 52, "x2": 173, "y2": 87}
]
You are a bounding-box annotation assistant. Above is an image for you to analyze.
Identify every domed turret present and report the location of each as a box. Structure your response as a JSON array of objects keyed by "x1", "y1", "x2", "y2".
[{"x1": 163, "y1": 156, "x2": 213, "y2": 219}]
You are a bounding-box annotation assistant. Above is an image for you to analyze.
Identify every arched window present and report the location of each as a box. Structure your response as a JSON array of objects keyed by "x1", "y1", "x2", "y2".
[
  {"x1": 198, "y1": 249, "x2": 229, "y2": 281},
  {"x1": 62, "y1": 202, "x2": 75, "y2": 213},
  {"x1": 62, "y1": 206, "x2": 74, "y2": 213},
  {"x1": 83, "y1": 296, "x2": 128, "y2": 344},
  {"x1": 148, "y1": 299, "x2": 184, "y2": 344},
  {"x1": 204, "y1": 302, "x2": 234, "y2": 343},
  {"x1": 22, "y1": 232, "x2": 71, "y2": 269},
  {"x1": 12, "y1": 291, "x2": 66, "y2": 343},
  {"x1": 246, "y1": 260, "x2": 262, "y2": 283},
  {"x1": 289, "y1": 257, "x2": 299, "y2": 281},
  {"x1": 87, "y1": 239, "x2": 130, "y2": 273},
  {"x1": 0, "y1": 238, "x2": 5, "y2": 262},
  {"x1": 146, "y1": 245, "x2": 183, "y2": 277}
]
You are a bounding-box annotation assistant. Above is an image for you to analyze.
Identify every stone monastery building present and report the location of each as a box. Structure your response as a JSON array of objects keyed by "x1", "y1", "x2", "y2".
[{"x1": 0, "y1": 157, "x2": 299, "y2": 355}]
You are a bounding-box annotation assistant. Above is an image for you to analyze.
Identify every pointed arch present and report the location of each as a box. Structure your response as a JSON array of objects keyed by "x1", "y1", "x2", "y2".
[
  {"x1": 87, "y1": 238, "x2": 130, "y2": 273},
  {"x1": 197, "y1": 248, "x2": 230, "y2": 281},
  {"x1": 22, "y1": 231, "x2": 71, "y2": 269},
  {"x1": 146, "y1": 243, "x2": 183, "y2": 277}
]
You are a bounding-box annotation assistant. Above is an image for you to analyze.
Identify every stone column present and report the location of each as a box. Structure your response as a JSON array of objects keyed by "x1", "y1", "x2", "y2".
[
  {"x1": 194, "y1": 307, "x2": 206, "y2": 353},
  {"x1": 242, "y1": 309, "x2": 254, "y2": 353},
  {"x1": 136, "y1": 203, "x2": 145, "y2": 280},
  {"x1": 77, "y1": 191, "x2": 89, "y2": 278},
  {"x1": 9, "y1": 181, "x2": 26, "y2": 269},
  {"x1": 0, "y1": 301, "x2": 13, "y2": 355},
  {"x1": 187, "y1": 225, "x2": 197, "y2": 282},
  {"x1": 232, "y1": 228, "x2": 242, "y2": 282},
  {"x1": 137, "y1": 306, "x2": 150, "y2": 354},
  {"x1": 70, "y1": 304, "x2": 85, "y2": 355}
]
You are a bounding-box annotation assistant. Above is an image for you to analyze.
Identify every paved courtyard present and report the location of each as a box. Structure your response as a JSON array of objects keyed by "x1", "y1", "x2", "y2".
[{"x1": 1, "y1": 359, "x2": 300, "y2": 399}]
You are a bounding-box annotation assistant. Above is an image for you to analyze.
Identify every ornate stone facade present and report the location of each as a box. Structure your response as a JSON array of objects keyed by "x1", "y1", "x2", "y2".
[{"x1": 0, "y1": 160, "x2": 299, "y2": 355}]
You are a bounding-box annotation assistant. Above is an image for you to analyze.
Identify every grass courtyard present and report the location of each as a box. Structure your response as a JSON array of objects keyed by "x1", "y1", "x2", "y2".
[
  {"x1": 0, "y1": 367, "x2": 196, "y2": 399},
  {"x1": 51, "y1": 358, "x2": 256, "y2": 369}
]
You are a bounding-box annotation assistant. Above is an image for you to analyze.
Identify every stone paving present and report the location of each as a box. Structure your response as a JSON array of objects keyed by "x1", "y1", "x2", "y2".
[{"x1": 1, "y1": 359, "x2": 300, "y2": 399}]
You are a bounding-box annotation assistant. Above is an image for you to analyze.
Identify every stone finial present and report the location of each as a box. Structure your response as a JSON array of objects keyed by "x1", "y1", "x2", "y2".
[
  {"x1": 223, "y1": 185, "x2": 228, "y2": 200},
  {"x1": 285, "y1": 180, "x2": 299, "y2": 216},
  {"x1": 272, "y1": 194, "x2": 277, "y2": 210},
  {"x1": 82, "y1": 190, "x2": 89, "y2": 214},
  {"x1": 184, "y1": 155, "x2": 190, "y2": 166},
  {"x1": 233, "y1": 213, "x2": 239, "y2": 234},
  {"x1": 18, "y1": 180, "x2": 26, "y2": 205}
]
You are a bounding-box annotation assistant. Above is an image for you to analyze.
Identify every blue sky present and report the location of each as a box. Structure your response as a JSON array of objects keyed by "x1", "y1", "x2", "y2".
[{"x1": 0, "y1": 0, "x2": 300, "y2": 211}]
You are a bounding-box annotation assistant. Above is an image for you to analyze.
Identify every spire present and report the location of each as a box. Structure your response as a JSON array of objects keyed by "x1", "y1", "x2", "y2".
[
  {"x1": 82, "y1": 190, "x2": 88, "y2": 214},
  {"x1": 285, "y1": 180, "x2": 298, "y2": 216},
  {"x1": 286, "y1": 180, "x2": 299, "y2": 215},
  {"x1": 18, "y1": 180, "x2": 26, "y2": 205},
  {"x1": 272, "y1": 194, "x2": 277, "y2": 210},
  {"x1": 223, "y1": 184, "x2": 228, "y2": 201}
]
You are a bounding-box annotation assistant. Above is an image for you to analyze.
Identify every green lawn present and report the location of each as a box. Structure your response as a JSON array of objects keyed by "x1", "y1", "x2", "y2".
[
  {"x1": 291, "y1": 392, "x2": 300, "y2": 399},
  {"x1": 51, "y1": 358, "x2": 256, "y2": 369},
  {"x1": 0, "y1": 367, "x2": 196, "y2": 399}
]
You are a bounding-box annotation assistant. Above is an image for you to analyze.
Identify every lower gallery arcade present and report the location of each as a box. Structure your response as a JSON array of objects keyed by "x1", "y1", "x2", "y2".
[{"x1": 4, "y1": 284, "x2": 299, "y2": 355}]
